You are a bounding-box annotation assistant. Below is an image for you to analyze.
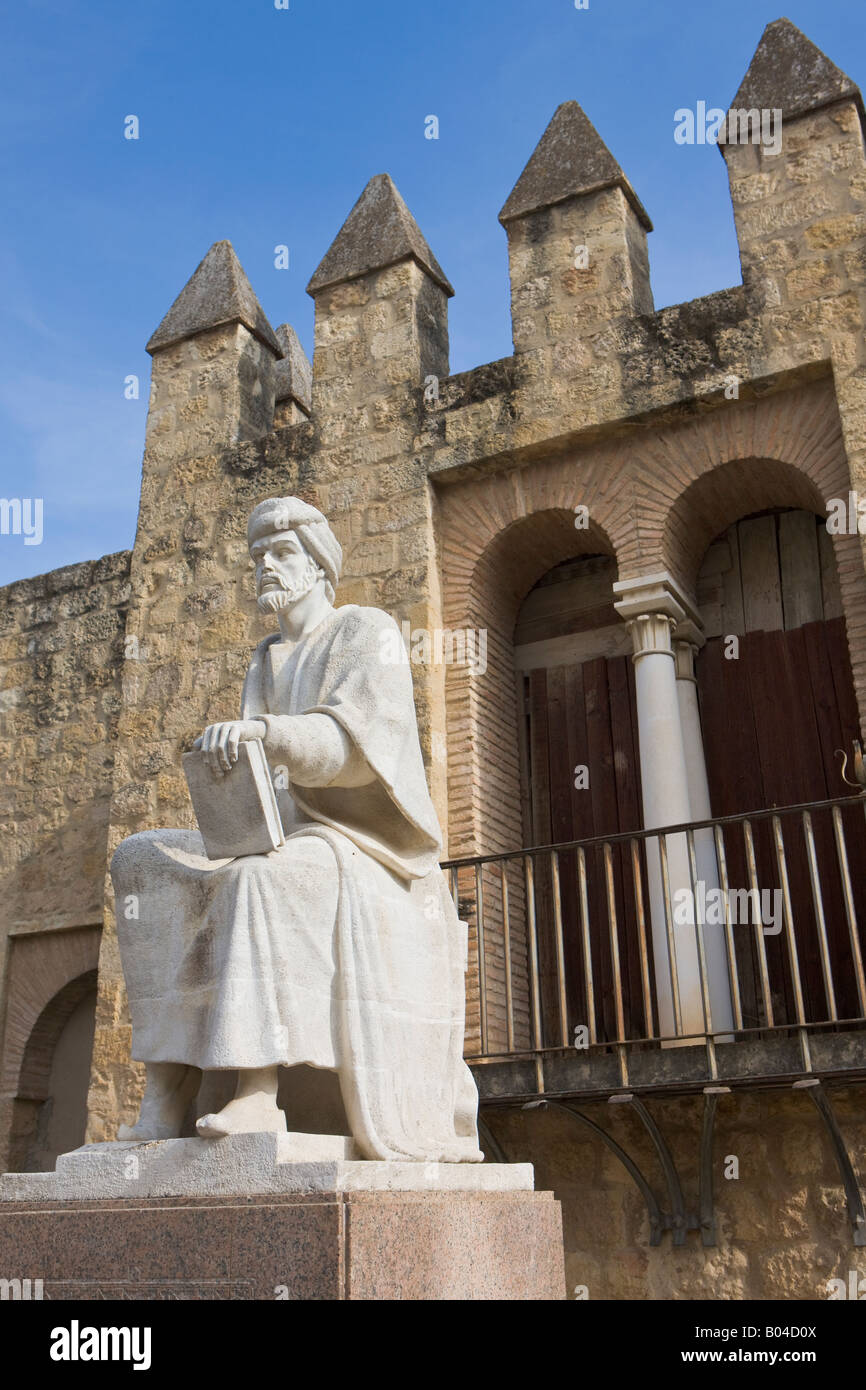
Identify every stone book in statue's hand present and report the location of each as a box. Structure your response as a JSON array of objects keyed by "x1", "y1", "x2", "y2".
[{"x1": 182, "y1": 739, "x2": 286, "y2": 860}]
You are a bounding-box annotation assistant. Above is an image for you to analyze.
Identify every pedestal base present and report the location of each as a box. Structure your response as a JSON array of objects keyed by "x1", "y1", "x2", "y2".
[
  {"x1": 0, "y1": 1134, "x2": 565, "y2": 1299},
  {"x1": 0, "y1": 1132, "x2": 534, "y2": 1201},
  {"x1": 0, "y1": 1188, "x2": 565, "y2": 1300}
]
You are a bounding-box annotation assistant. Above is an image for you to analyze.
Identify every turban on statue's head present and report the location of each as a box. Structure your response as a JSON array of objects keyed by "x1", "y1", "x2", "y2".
[{"x1": 247, "y1": 496, "x2": 342, "y2": 599}]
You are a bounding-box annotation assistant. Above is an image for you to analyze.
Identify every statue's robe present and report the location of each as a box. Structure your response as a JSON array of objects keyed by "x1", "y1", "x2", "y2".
[{"x1": 111, "y1": 604, "x2": 483, "y2": 1163}]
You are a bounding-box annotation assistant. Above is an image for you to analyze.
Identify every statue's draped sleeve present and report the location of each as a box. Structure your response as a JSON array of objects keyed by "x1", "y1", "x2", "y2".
[
  {"x1": 241, "y1": 606, "x2": 444, "y2": 880},
  {"x1": 254, "y1": 710, "x2": 373, "y2": 787}
]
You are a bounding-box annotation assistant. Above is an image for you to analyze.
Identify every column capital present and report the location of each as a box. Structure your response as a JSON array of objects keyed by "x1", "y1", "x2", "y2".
[
  {"x1": 613, "y1": 571, "x2": 701, "y2": 630},
  {"x1": 673, "y1": 639, "x2": 700, "y2": 683},
  {"x1": 626, "y1": 612, "x2": 677, "y2": 659}
]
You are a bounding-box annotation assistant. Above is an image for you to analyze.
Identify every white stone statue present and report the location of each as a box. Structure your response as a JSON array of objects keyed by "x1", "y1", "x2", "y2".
[{"x1": 110, "y1": 497, "x2": 483, "y2": 1163}]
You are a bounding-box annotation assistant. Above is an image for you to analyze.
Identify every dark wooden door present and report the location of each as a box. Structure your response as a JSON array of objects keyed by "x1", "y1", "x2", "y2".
[
  {"x1": 521, "y1": 655, "x2": 654, "y2": 1043},
  {"x1": 697, "y1": 617, "x2": 866, "y2": 1026}
]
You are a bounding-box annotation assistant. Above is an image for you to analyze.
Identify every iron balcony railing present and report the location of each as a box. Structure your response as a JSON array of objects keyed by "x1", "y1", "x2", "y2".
[{"x1": 443, "y1": 795, "x2": 866, "y2": 1079}]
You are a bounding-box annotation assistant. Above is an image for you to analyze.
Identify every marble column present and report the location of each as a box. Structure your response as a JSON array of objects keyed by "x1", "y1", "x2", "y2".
[
  {"x1": 613, "y1": 575, "x2": 719, "y2": 1040},
  {"x1": 674, "y1": 630, "x2": 734, "y2": 1035}
]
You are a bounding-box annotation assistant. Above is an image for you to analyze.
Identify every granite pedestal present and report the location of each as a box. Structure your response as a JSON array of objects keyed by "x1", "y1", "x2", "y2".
[{"x1": 0, "y1": 1134, "x2": 565, "y2": 1300}]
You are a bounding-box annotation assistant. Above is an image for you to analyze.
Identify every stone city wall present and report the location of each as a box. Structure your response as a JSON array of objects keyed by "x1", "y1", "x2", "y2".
[{"x1": 0, "y1": 552, "x2": 129, "y2": 1167}]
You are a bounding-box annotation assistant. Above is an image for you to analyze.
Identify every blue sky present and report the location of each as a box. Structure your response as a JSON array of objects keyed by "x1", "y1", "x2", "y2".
[{"x1": 1, "y1": 0, "x2": 863, "y2": 585}]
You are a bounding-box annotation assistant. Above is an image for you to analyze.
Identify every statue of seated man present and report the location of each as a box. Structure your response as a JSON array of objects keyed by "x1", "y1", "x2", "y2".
[{"x1": 110, "y1": 496, "x2": 483, "y2": 1162}]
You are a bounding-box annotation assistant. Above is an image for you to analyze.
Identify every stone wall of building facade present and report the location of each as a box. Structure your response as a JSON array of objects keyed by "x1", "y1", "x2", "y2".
[
  {"x1": 487, "y1": 1088, "x2": 866, "y2": 1301},
  {"x1": 0, "y1": 552, "x2": 130, "y2": 1167}
]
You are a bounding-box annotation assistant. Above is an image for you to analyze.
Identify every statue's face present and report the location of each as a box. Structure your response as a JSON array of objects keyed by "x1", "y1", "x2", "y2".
[{"x1": 250, "y1": 528, "x2": 322, "y2": 613}]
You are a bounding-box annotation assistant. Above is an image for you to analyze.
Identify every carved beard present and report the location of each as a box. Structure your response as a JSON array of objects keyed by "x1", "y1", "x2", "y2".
[{"x1": 256, "y1": 555, "x2": 322, "y2": 615}]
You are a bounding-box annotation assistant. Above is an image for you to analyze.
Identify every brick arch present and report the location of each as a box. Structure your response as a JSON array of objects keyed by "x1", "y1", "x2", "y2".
[
  {"x1": 0, "y1": 926, "x2": 101, "y2": 1097},
  {"x1": 440, "y1": 464, "x2": 630, "y2": 635},
  {"x1": 663, "y1": 458, "x2": 827, "y2": 591},
  {"x1": 626, "y1": 379, "x2": 851, "y2": 580},
  {"x1": 647, "y1": 387, "x2": 866, "y2": 729},
  {"x1": 439, "y1": 499, "x2": 618, "y2": 858},
  {"x1": 18, "y1": 971, "x2": 98, "y2": 1100},
  {"x1": 468, "y1": 509, "x2": 615, "y2": 646}
]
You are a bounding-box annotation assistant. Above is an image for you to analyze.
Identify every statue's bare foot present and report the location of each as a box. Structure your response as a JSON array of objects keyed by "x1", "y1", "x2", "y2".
[
  {"x1": 117, "y1": 1062, "x2": 199, "y2": 1142},
  {"x1": 196, "y1": 1066, "x2": 285, "y2": 1138},
  {"x1": 196, "y1": 1094, "x2": 287, "y2": 1138}
]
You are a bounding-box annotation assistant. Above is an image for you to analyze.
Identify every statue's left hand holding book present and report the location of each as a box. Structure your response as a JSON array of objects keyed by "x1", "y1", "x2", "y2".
[{"x1": 183, "y1": 736, "x2": 285, "y2": 860}]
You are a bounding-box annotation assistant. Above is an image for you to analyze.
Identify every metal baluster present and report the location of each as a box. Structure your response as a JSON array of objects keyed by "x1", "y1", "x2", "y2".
[
  {"x1": 630, "y1": 839, "x2": 654, "y2": 1040},
  {"x1": 550, "y1": 850, "x2": 569, "y2": 1048},
  {"x1": 687, "y1": 827, "x2": 714, "y2": 1039},
  {"x1": 523, "y1": 854, "x2": 543, "y2": 1053},
  {"x1": 833, "y1": 805, "x2": 866, "y2": 1017},
  {"x1": 576, "y1": 846, "x2": 596, "y2": 1046},
  {"x1": 658, "y1": 833, "x2": 683, "y2": 1038},
  {"x1": 773, "y1": 815, "x2": 805, "y2": 1026},
  {"x1": 713, "y1": 824, "x2": 742, "y2": 1032},
  {"x1": 474, "y1": 862, "x2": 488, "y2": 1055},
  {"x1": 743, "y1": 819, "x2": 774, "y2": 1029},
  {"x1": 499, "y1": 860, "x2": 515, "y2": 1053},
  {"x1": 802, "y1": 810, "x2": 837, "y2": 1022},
  {"x1": 603, "y1": 842, "x2": 626, "y2": 1044}
]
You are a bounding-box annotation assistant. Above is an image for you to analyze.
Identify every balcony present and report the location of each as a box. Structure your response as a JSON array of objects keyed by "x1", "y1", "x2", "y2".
[
  {"x1": 446, "y1": 794, "x2": 866, "y2": 1244},
  {"x1": 445, "y1": 794, "x2": 866, "y2": 1102}
]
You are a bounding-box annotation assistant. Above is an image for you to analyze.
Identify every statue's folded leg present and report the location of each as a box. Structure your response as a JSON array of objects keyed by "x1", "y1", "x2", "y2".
[{"x1": 111, "y1": 827, "x2": 341, "y2": 1138}]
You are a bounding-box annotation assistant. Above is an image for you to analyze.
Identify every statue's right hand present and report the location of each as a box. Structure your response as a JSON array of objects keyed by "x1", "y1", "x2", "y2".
[{"x1": 196, "y1": 720, "x2": 267, "y2": 774}]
